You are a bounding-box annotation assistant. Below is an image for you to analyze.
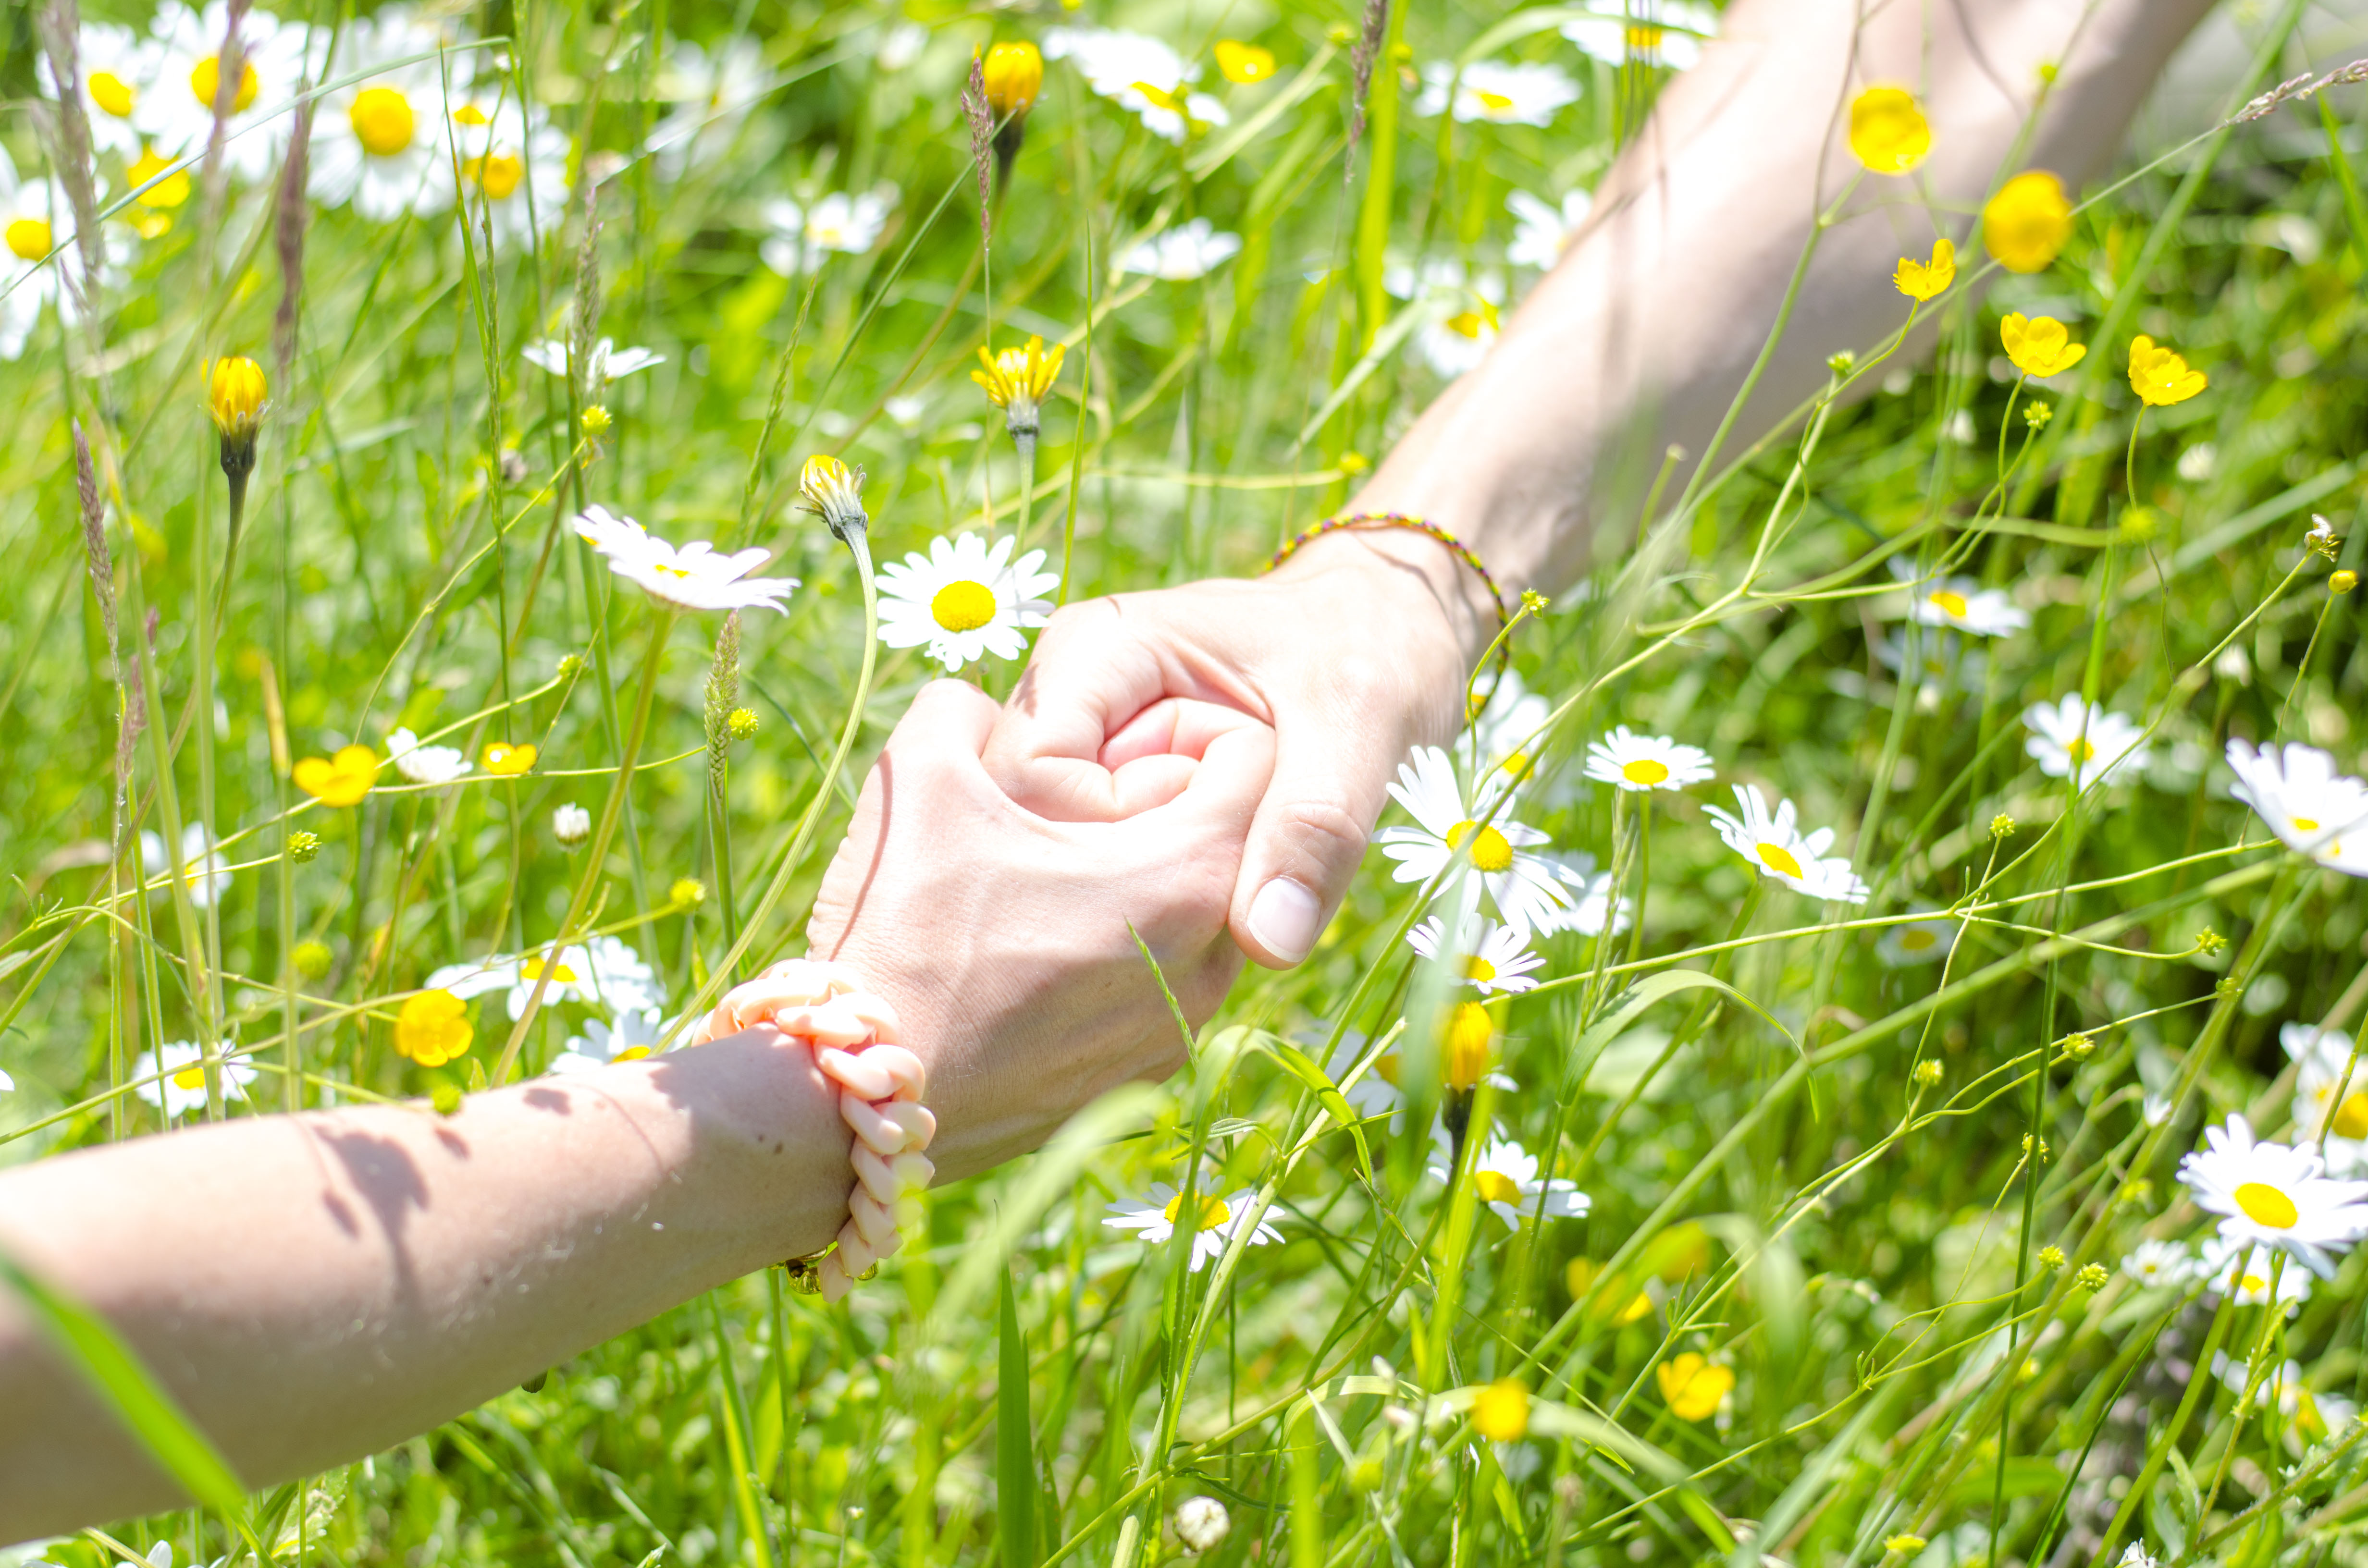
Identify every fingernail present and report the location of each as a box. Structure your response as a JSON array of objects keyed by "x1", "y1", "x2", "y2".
[{"x1": 1247, "y1": 878, "x2": 1323, "y2": 964}]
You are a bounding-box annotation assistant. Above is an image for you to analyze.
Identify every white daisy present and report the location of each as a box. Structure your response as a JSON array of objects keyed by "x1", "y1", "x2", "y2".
[
  {"x1": 1408, "y1": 915, "x2": 1544, "y2": 996},
  {"x1": 140, "y1": 822, "x2": 231, "y2": 908},
  {"x1": 1416, "y1": 60, "x2": 1581, "y2": 126},
  {"x1": 2178, "y1": 1112, "x2": 2368, "y2": 1277},
  {"x1": 42, "y1": 20, "x2": 166, "y2": 158},
  {"x1": 428, "y1": 933, "x2": 662, "y2": 1021},
  {"x1": 1873, "y1": 627, "x2": 1987, "y2": 701},
  {"x1": 1703, "y1": 784, "x2": 1870, "y2": 904},
  {"x1": 136, "y1": 1, "x2": 309, "y2": 177},
  {"x1": 1506, "y1": 187, "x2": 1591, "y2": 270},
  {"x1": 448, "y1": 96, "x2": 572, "y2": 250},
  {"x1": 1428, "y1": 1134, "x2": 1591, "y2": 1227},
  {"x1": 646, "y1": 37, "x2": 769, "y2": 177},
  {"x1": 1103, "y1": 1184, "x2": 1283, "y2": 1271},
  {"x1": 1043, "y1": 27, "x2": 1229, "y2": 142},
  {"x1": 884, "y1": 394, "x2": 928, "y2": 433},
  {"x1": 2209, "y1": 1354, "x2": 2358, "y2": 1442},
  {"x1": 759, "y1": 185, "x2": 896, "y2": 273},
  {"x1": 1536, "y1": 851, "x2": 1631, "y2": 939},
  {"x1": 2197, "y1": 1235, "x2": 2311, "y2": 1311},
  {"x1": 1585, "y1": 726, "x2": 1713, "y2": 793},
  {"x1": 1876, "y1": 909, "x2": 1957, "y2": 967},
  {"x1": 1906, "y1": 576, "x2": 2028, "y2": 637},
  {"x1": 521, "y1": 336, "x2": 665, "y2": 388},
  {"x1": 0, "y1": 1066, "x2": 12, "y2": 1092},
  {"x1": 2022, "y1": 696, "x2": 2149, "y2": 787},
  {"x1": 134, "y1": 1040, "x2": 255, "y2": 1119},
  {"x1": 1116, "y1": 217, "x2": 1243, "y2": 281},
  {"x1": 1560, "y1": 2, "x2": 1719, "y2": 69},
  {"x1": 1417, "y1": 287, "x2": 1503, "y2": 379},
  {"x1": 1459, "y1": 666, "x2": 1552, "y2": 795},
  {"x1": 384, "y1": 727, "x2": 470, "y2": 785},
  {"x1": 551, "y1": 802, "x2": 592, "y2": 847},
  {"x1": 2121, "y1": 1237, "x2": 2193, "y2": 1289},
  {"x1": 2286, "y1": 1023, "x2": 2368, "y2": 1174},
  {"x1": 1, "y1": 156, "x2": 63, "y2": 361},
  {"x1": 1375, "y1": 746, "x2": 1572, "y2": 936},
  {"x1": 549, "y1": 1005, "x2": 668, "y2": 1075},
  {"x1": 2226, "y1": 740, "x2": 2368, "y2": 875},
  {"x1": 305, "y1": 10, "x2": 456, "y2": 221},
  {"x1": 572, "y1": 505, "x2": 798, "y2": 614},
  {"x1": 2143, "y1": 1092, "x2": 2174, "y2": 1127},
  {"x1": 2119, "y1": 1545, "x2": 2161, "y2": 1568},
  {"x1": 875, "y1": 531, "x2": 1059, "y2": 673}
]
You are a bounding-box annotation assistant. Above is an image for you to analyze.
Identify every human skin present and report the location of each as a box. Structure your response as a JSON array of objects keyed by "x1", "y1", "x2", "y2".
[
  {"x1": 987, "y1": 0, "x2": 2220, "y2": 968},
  {"x1": 0, "y1": 681, "x2": 1274, "y2": 1537}
]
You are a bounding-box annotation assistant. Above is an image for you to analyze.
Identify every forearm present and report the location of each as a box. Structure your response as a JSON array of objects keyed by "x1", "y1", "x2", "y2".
[
  {"x1": 0, "y1": 1032, "x2": 849, "y2": 1536},
  {"x1": 1347, "y1": 0, "x2": 2217, "y2": 630}
]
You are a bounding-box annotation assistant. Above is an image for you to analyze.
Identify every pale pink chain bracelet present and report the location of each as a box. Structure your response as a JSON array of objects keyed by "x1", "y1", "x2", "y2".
[{"x1": 690, "y1": 958, "x2": 936, "y2": 1301}]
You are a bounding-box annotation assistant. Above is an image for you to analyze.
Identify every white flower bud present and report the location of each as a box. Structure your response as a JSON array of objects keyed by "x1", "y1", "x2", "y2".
[
  {"x1": 1173, "y1": 1495, "x2": 1230, "y2": 1555},
  {"x1": 553, "y1": 803, "x2": 592, "y2": 848}
]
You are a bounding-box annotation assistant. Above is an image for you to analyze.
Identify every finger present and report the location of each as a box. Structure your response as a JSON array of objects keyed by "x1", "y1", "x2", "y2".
[
  {"x1": 1227, "y1": 692, "x2": 1406, "y2": 968},
  {"x1": 1099, "y1": 697, "x2": 1267, "y2": 768},
  {"x1": 1118, "y1": 723, "x2": 1277, "y2": 918}
]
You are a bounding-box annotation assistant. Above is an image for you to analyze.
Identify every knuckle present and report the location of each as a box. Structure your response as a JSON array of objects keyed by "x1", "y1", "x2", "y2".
[{"x1": 1265, "y1": 795, "x2": 1373, "y2": 875}]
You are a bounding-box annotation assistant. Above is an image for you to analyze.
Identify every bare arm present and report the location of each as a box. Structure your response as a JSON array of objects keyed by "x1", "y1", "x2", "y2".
[{"x1": 990, "y1": 0, "x2": 2221, "y2": 966}]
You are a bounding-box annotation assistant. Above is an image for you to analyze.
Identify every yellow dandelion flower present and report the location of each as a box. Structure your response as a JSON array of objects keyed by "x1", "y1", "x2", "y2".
[
  {"x1": 1983, "y1": 170, "x2": 2073, "y2": 273},
  {"x1": 1893, "y1": 236, "x2": 1954, "y2": 302},
  {"x1": 1444, "y1": 1000, "x2": 1494, "y2": 1089},
  {"x1": 982, "y1": 41, "x2": 1044, "y2": 116},
  {"x1": 1471, "y1": 1378, "x2": 1529, "y2": 1442},
  {"x1": 1655, "y1": 1353, "x2": 1733, "y2": 1421},
  {"x1": 481, "y1": 741, "x2": 539, "y2": 776},
  {"x1": 396, "y1": 989, "x2": 474, "y2": 1068},
  {"x1": 1999, "y1": 313, "x2": 2086, "y2": 379},
  {"x1": 1215, "y1": 39, "x2": 1277, "y2": 84},
  {"x1": 1849, "y1": 87, "x2": 1930, "y2": 175},
  {"x1": 797, "y1": 454, "x2": 868, "y2": 540},
  {"x1": 293, "y1": 743, "x2": 376, "y2": 807},
  {"x1": 2128, "y1": 335, "x2": 2207, "y2": 407},
  {"x1": 972, "y1": 334, "x2": 1066, "y2": 438},
  {"x1": 206, "y1": 355, "x2": 268, "y2": 444}
]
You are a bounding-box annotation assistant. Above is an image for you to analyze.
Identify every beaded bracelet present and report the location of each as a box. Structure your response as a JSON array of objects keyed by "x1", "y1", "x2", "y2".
[
  {"x1": 1261, "y1": 512, "x2": 1514, "y2": 686},
  {"x1": 691, "y1": 958, "x2": 936, "y2": 1302}
]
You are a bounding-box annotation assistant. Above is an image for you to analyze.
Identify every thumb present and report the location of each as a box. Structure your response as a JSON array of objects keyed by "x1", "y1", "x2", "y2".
[
  {"x1": 1227, "y1": 702, "x2": 1407, "y2": 968},
  {"x1": 1114, "y1": 721, "x2": 1274, "y2": 956}
]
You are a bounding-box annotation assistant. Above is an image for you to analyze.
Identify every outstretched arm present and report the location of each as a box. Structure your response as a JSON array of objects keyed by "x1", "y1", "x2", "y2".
[
  {"x1": 988, "y1": 0, "x2": 2217, "y2": 965},
  {"x1": 0, "y1": 679, "x2": 1273, "y2": 1539}
]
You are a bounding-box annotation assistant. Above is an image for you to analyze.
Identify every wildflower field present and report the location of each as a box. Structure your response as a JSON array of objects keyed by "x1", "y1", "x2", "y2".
[{"x1": 13, "y1": 0, "x2": 2368, "y2": 1562}]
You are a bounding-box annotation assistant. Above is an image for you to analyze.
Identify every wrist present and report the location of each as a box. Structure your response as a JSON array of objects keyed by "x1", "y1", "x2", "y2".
[{"x1": 1268, "y1": 519, "x2": 1500, "y2": 675}]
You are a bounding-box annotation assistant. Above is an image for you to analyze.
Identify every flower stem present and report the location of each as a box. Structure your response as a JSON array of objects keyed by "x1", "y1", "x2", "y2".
[{"x1": 494, "y1": 607, "x2": 678, "y2": 1084}]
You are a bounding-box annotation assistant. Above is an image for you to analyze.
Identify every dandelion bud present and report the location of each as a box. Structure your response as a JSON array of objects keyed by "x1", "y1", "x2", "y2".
[
  {"x1": 207, "y1": 355, "x2": 268, "y2": 481},
  {"x1": 2037, "y1": 1244, "x2": 2065, "y2": 1270},
  {"x1": 973, "y1": 336, "x2": 1065, "y2": 441},
  {"x1": 797, "y1": 454, "x2": 869, "y2": 542},
  {"x1": 982, "y1": 41, "x2": 1042, "y2": 116},
  {"x1": 287, "y1": 829, "x2": 322, "y2": 863},
  {"x1": 2074, "y1": 1262, "x2": 2109, "y2": 1291},
  {"x1": 670, "y1": 877, "x2": 709, "y2": 908},
  {"x1": 1989, "y1": 813, "x2": 2016, "y2": 839},
  {"x1": 2335, "y1": 570, "x2": 2359, "y2": 595},
  {"x1": 1444, "y1": 1001, "x2": 1495, "y2": 1089},
  {"x1": 292, "y1": 938, "x2": 332, "y2": 978},
  {"x1": 1912, "y1": 1059, "x2": 1944, "y2": 1086},
  {"x1": 1884, "y1": 1537, "x2": 1927, "y2": 1556},
  {"x1": 728, "y1": 707, "x2": 760, "y2": 739},
  {"x1": 552, "y1": 803, "x2": 592, "y2": 847},
  {"x1": 580, "y1": 404, "x2": 613, "y2": 438},
  {"x1": 1172, "y1": 1495, "x2": 1231, "y2": 1555}
]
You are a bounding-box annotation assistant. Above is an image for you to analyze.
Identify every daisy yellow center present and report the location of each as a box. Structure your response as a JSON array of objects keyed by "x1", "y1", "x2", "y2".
[
  {"x1": 350, "y1": 86, "x2": 417, "y2": 156},
  {"x1": 654, "y1": 563, "x2": 695, "y2": 578},
  {"x1": 172, "y1": 1064, "x2": 207, "y2": 1090},
  {"x1": 1499, "y1": 750, "x2": 1530, "y2": 778},
  {"x1": 2336, "y1": 1092, "x2": 2368, "y2": 1140},
  {"x1": 1444, "y1": 821, "x2": 1513, "y2": 872},
  {"x1": 614, "y1": 1045, "x2": 652, "y2": 1063},
  {"x1": 191, "y1": 55, "x2": 261, "y2": 114},
  {"x1": 1464, "y1": 955, "x2": 1497, "y2": 983},
  {"x1": 5, "y1": 219, "x2": 51, "y2": 263},
  {"x1": 1899, "y1": 927, "x2": 1937, "y2": 952},
  {"x1": 1445, "y1": 310, "x2": 1489, "y2": 339},
  {"x1": 1473, "y1": 1169, "x2": 1523, "y2": 1205},
  {"x1": 1625, "y1": 24, "x2": 1665, "y2": 48},
  {"x1": 1161, "y1": 1192, "x2": 1232, "y2": 1231},
  {"x1": 1476, "y1": 89, "x2": 1515, "y2": 113},
  {"x1": 931, "y1": 579, "x2": 999, "y2": 633},
  {"x1": 1929, "y1": 589, "x2": 1968, "y2": 619},
  {"x1": 466, "y1": 152, "x2": 525, "y2": 200},
  {"x1": 1621, "y1": 758, "x2": 1670, "y2": 786},
  {"x1": 2240, "y1": 1272, "x2": 2269, "y2": 1293},
  {"x1": 1755, "y1": 841, "x2": 1803, "y2": 879},
  {"x1": 2294, "y1": 816, "x2": 2321, "y2": 833},
  {"x1": 2067, "y1": 737, "x2": 2096, "y2": 763},
  {"x1": 520, "y1": 958, "x2": 578, "y2": 983},
  {"x1": 2235, "y1": 1181, "x2": 2299, "y2": 1230},
  {"x1": 89, "y1": 70, "x2": 137, "y2": 118},
  {"x1": 1373, "y1": 1054, "x2": 1403, "y2": 1086}
]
